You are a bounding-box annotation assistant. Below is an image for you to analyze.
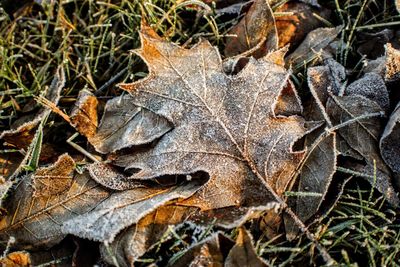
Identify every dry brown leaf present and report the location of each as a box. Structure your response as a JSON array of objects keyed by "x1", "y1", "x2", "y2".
[
  {"x1": 285, "y1": 65, "x2": 339, "y2": 238},
  {"x1": 275, "y1": 2, "x2": 330, "y2": 48},
  {"x1": 380, "y1": 101, "x2": 400, "y2": 174},
  {"x1": 89, "y1": 94, "x2": 171, "y2": 154},
  {"x1": 60, "y1": 23, "x2": 312, "y2": 247},
  {"x1": 32, "y1": 153, "x2": 75, "y2": 197},
  {"x1": 115, "y1": 24, "x2": 307, "y2": 210},
  {"x1": 326, "y1": 95, "x2": 399, "y2": 205},
  {"x1": 225, "y1": 227, "x2": 268, "y2": 267},
  {"x1": 0, "y1": 251, "x2": 31, "y2": 267},
  {"x1": 285, "y1": 26, "x2": 342, "y2": 69},
  {"x1": 224, "y1": 0, "x2": 278, "y2": 58},
  {"x1": 70, "y1": 89, "x2": 98, "y2": 139},
  {"x1": 0, "y1": 164, "x2": 110, "y2": 249},
  {"x1": 305, "y1": 60, "x2": 364, "y2": 160}
]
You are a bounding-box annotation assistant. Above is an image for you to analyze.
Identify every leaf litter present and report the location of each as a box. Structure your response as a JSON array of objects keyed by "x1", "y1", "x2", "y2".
[{"x1": 1, "y1": 0, "x2": 400, "y2": 265}]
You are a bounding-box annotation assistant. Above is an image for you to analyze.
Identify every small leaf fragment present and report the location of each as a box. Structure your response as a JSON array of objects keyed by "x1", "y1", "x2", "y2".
[
  {"x1": 0, "y1": 251, "x2": 31, "y2": 267},
  {"x1": 70, "y1": 89, "x2": 98, "y2": 139},
  {"x1": 384, "y1": 43, "x2": 400, "y2": 82}
]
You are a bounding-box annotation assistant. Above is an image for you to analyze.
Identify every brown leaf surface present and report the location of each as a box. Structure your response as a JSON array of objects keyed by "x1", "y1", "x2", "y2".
[
  {"x1": 62, "y1": 178, "x2": 205, "y2": 242},
  {"x1": 380, "y1": 101, "x2": 400, "y2": 174},
  {"x1": 70, "y1": 89, "x2": 98, "y2": 139},
  {"x1": 286, "y1": 132, "x2": 337, "y2": 238},
  {"x1": 0, "y1": 157, "x2": 110, "y2": 249},
  {"x1": 225, "y1": 227, "x2": 268, "y2": 267},
  {"x1": 224, "y1": 0, "x2": 278, "y2": 58},
  {"x1": 32, "y1": 153, "x2": 75, "y2": 197}
]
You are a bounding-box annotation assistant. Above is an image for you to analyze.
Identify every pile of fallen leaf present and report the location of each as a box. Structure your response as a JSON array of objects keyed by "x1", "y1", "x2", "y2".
[{"x1": 1, "y1": 0, "x2": 400, "y2": 266}]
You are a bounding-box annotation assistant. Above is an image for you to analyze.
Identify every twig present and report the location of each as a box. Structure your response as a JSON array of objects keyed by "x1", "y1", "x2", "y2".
[{"x1": 66, "y1": 133, "x2": 100, "y2": 163}]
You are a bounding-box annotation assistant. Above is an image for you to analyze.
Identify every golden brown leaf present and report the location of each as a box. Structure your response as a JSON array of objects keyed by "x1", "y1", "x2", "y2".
[
  {"x1": 275, "y1": 2, "x2": 331, "y2": 49},
  {"x1": 70, "y1": 89, "x2": 98, "y2": 139}
]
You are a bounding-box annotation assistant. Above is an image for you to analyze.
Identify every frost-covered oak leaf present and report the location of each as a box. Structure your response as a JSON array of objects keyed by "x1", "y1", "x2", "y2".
[{"x1": 114, "y1": 25, "x2": 308, "y2": 211}]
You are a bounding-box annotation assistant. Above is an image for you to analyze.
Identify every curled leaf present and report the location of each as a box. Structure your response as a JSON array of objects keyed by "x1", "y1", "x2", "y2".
[
  {"x1": 224, "y1": 0, "x2": 278, "y2": 58},
  {"x1": 327, "y1": 95, "x2": 399, "y2": 205},
  {"x1": 380, "y1": 102, "x2": 400, "y2": 174},
  {"x1": 345, "y1": 73, "x2": 389, "y2": 112},
  {"x1": 286, "y1": 26, "x2": 342, "y2": 69}
]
